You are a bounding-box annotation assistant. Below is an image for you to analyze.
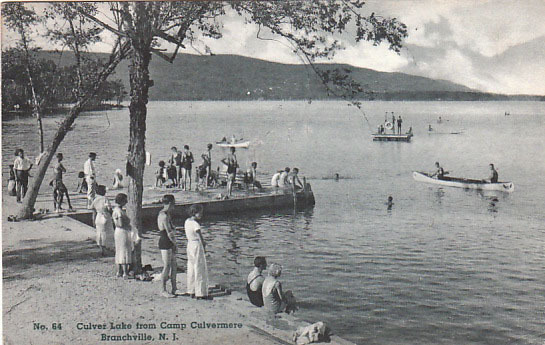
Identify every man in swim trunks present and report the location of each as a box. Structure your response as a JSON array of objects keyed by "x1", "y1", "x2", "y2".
[{"x1": 221, "y1": 147, "x2": 238, "y2": 197}]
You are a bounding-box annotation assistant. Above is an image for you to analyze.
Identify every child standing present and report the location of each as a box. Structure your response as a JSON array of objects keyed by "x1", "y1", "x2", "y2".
[{"x1": 155, "y1": 160, "x2": 167, "y2": 187}]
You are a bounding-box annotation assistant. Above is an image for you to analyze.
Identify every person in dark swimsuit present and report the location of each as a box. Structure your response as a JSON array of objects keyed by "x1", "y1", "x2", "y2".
[
  {"x1": 169, "y1": 147, "x2": 182, "y2": 187},
  {"x1": 181, "y1": 145, "x2": 194, "y2": 191},
  {"x1": 52, "y1": 153, "x2": 74, "y2": 212},
  {"x1": 158, "y1": 194, "x2": 177, "y2": 298},
  {"x1": 246, "y1": 256, "x2": 267, "y2": 307},
  {"x1": 221, "y1": 147, "x2": 238, "y2": 197}
]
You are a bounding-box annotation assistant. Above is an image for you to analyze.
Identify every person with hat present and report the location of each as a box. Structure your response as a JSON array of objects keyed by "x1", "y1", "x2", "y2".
[{"x1": 84, "y1": 152, "x2": 98, "y2": 209}]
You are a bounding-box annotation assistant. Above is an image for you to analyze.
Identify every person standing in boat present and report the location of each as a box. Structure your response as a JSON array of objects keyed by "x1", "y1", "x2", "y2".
[
  {"x1": 485, "y1": 164, "x2": 498, "y2": 183},
  {"x1": 221, "y1": 147, "x2": 238, "y2": 197},
  {"x1": 431, "y1": 162, "x2": 445, "y2": 179},
  {"x1": 397, "y1": 115, "x2": 403, "y2": 134}
]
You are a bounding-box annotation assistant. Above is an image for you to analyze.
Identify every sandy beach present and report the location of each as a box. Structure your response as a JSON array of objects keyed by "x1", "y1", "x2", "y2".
[{"x1": 2, "y1": 195, "x2": 353, "y2": 345}]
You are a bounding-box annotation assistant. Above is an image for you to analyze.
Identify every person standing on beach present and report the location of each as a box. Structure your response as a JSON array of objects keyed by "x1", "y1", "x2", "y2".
[
  {"x1": 169, "y1": 147, "x2": 182, "y2": 187},
  {"x1": 52, "y1": 153, "x2": 74, "y2": 212},
  {"x1": 157, "y1": 194, "x2": 177, "y2": 298},
  {"x1": 91, "y1": 185, "x2": 114, "y2": 256},
  {"x1": 184, "y1": 204, "x2": 210, "y2": 300},
  {"x1": 84, "y1": 152, "x2": 97, "y2": 209},
  {"x1": 221, "y1": 147, "x2": 238, "y2": 197},
  {"x1": 397, "y1": 115, "x2": 403, "y2": 134},
  {"x1": 13, "y1": 149, "x2": 33, "y2": 203},
  {"x1": 181, "y1": 145, "x2": 194, "y2": 191},
  {"x1": 113, "y1": 193, "x2": 140, "y2": 278}
]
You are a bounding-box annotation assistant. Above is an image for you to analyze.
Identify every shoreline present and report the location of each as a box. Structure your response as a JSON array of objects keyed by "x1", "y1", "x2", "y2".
[{"x1": 2, "y1": 195, "x2": 354, "y2": 345}]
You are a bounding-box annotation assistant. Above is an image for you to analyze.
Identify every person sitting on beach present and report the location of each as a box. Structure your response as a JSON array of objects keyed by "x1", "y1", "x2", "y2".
[
  {"x1": 91, "y1": 185, "x2": 114, "y2": 256},
  {"x1": 247, "y1": 256, "x2": 267, "y2": 307},
  {"x1": 262, "y1": 263, "x2": 297, "y2": 315},
  {"x1": 156, "y1": 161, "x2": 167, "y2": 187},
  {"x1": 76, "y1": 171, "x2": 88, "y2": 193},
  {"x1": 112, "y1": 169, "x2": 124, "y2": 189},
  {"x1": 278, "y1": 167, "x2": 290, "y2": 188},
  {"x1": 51, "y1": 153, "x2": 74, "y2": 212},
  {"x1": 157, "y1": 194, "x2": 177, "y2": 298},
  {"x1": 271, "y1": 170, "x2": 282, "y2": 188},
  {"x1": 431, "y1": 162, "x2": 444, "y2": 179},
  {"x1": 287, "y1": 168, "x2": 304, "y2": 190},
  {"x1": 485, "y1": 163, "x2": 498, "y2": 183}
]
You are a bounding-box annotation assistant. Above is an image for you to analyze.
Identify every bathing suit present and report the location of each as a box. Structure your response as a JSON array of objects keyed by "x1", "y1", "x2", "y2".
[
  {"x1": 158, "y1": 230, "x2": 174, "y2": 250},
  {"x1": 246, "y1": 274, "x2": 264, "y2": 307},
  {"x1": 182, "y1": 152, "x2": 193, "y2": 170}
]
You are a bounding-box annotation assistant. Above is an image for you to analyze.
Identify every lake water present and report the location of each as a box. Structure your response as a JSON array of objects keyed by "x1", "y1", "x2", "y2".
[{"x1": 3, "y1": 100, "x2": 545, "y2": 344}]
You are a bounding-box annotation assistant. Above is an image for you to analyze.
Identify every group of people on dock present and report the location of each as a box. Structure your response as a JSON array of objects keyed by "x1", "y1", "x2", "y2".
[
  {"x1": 271, "y1": 167, "x2": 304, "y2": 190},
  {"x1": 377, "y1": 112, "x2": 404, "y2": 135}
]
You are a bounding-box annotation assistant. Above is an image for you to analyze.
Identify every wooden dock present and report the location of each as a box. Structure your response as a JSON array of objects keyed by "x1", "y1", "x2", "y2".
[
  {"x1": 372, "y1": 133, "x2": 413, "y2": 142},
  {"x1": 26, "y1": 180, "x2": 315, "y2": 225}
]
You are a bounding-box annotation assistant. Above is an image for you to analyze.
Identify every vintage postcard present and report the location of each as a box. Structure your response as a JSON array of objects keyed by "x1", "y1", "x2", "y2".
[{"x1": 2, "y1": 1, "x2": 544, "y2": 344}]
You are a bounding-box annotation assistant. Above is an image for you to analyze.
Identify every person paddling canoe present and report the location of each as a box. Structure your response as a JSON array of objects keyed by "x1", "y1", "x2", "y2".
[
  {"x1": 430, "y1": 162, "x2": 445, "y2": 179},
  {"x1": 485, "y1": 163, "x2": 498, "y2": 183}
]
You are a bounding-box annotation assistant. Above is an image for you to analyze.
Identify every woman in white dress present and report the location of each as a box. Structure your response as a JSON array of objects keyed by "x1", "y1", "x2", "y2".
[
  {"x1": 112, "y1": 193, "x2": 139, "y2": 278},
  {"x1": 91, "y1": 185, "x2": 114, "y2": 256},
  {"x1": 183, "y1": 204, "x2": 210, "y2": 299}
]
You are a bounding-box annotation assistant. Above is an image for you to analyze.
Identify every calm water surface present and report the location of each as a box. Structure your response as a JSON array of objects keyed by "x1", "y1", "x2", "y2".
[{"x1": 3, "y1": 100, "x2": 545, "y2": 344}]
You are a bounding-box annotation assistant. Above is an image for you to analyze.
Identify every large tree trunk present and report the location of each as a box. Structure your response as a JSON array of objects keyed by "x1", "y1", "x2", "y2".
[
  {"x1": 17, "y1": 48, "x2": 128, "y2": 219},
  {"x1": 125, "y1": 3, "x2": 153, "y2": 274}
]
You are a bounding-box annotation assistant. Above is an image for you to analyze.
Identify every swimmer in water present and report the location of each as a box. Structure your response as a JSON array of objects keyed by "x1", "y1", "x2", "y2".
[{"x1": 387, "y1": 196, "x2": 394, "y2": 210}]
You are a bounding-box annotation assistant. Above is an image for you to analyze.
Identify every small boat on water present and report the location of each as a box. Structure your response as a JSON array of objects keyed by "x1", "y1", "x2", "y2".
[
  {"x1": 216, "y1": 139, "x2": 250, "y2": 148},
  {"x1": 413, "y1": 171, "x2": 514, "y2": 192}
]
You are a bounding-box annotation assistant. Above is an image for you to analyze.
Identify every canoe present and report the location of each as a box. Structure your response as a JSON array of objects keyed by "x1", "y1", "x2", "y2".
[
  {"x1": 413, "y1": 171, "x2": 514, "y2": 192},
  {"x1": 216, "y1": 140, "x2": 250, "y2": 148}
]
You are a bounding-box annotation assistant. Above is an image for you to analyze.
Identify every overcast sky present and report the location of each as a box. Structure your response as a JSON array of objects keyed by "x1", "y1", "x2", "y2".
[{"x1": 3, "y1": 1, "x2": 545, "y2": 95}]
